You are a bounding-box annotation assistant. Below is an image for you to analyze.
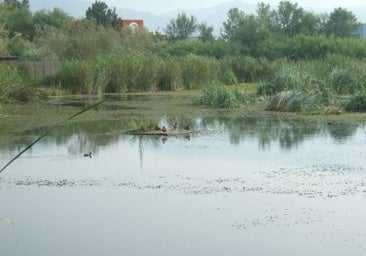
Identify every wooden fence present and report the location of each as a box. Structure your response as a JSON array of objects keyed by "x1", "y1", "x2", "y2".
[{"x1": 23, "y1": 60, "x2": 62, "y2": 78}]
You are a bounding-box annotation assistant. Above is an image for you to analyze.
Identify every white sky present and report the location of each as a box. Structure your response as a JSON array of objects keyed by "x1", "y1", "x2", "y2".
[{"x1": 89, "y1": 0, "x2": 366, "y2": 14}]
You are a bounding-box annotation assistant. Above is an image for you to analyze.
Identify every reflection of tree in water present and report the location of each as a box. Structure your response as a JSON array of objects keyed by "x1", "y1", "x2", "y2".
[
  {"x1": 0, "y1": 119, "x2": 129, "y2": 155},
  {"x1": 127, "y1": 134, "x2": 162, "y2": 172},
  {"x1": 0, "y1": 113, "x2": 363, "y2": 155},
  {"x1": 200, "y1": 116, "x2": 361, "y2": 150},
  {"x1": 326, "y1": 122, "x2": 359, "y2": 143}
]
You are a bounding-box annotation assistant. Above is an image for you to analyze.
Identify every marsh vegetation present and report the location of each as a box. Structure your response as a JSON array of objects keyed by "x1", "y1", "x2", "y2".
[
  {"x1": 1, "y1": 1, "x2": 366, "y2": 115},
  {"x1": 2, "y1": 2, "x2": 366, "y2": 255}
]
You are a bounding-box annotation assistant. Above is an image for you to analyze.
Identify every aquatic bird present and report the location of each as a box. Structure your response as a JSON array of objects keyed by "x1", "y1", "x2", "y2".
[
  {"x1": 84, "y1": 152, "x2": 92, "y2": 158},
  {"x1": 155, "y1": 125, "x2": 161, "y2": 131},
  {"x1": 162, "y1": 126, "x2": 167, "y2": 132},
  {"x1": 172, "y1": 122, "x2": 178, "y2": 130},
  {"x1": 184, "y1": 125, "x2": 190, "y2": 131}
]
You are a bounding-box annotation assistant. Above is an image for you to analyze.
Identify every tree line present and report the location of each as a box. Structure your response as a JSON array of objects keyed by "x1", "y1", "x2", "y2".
[{"x1": 0, "y1": 0, "x2": 362, "y2": 59}]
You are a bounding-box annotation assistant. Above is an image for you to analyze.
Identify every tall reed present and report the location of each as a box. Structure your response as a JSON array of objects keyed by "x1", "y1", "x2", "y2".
[
  {"x1": 193, "y1": 82, "x2": 240, "y2": 108},
  {"x1": 156, "y1": 55, "x2": 183, "y2": 90},
  {"x1": 181, "y1": 54, "x2": 218, "y2": 89},
  {"x1": 345, "y1": 92, "x2": 366, "y2": 112},
  {"x1": 0, "y1": 64, "x2": 36, "y2": 102}
]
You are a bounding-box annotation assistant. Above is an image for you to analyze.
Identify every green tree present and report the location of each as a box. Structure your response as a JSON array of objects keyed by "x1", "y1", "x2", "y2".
[
  {"x1": 221, "y1": 8, "x2": 245, "y2": 41},
  {"x1": 234, "y1": 15, "x2": 263, "y2": 46},
  {"x1": 3, "y1": 3, "x2": 35, "y2": 40},
  {"x1": 86, "y1": 1, "x2": 121, "y2": 30},
  {"x1": 273, "y1": 1, "x2": 306, "y2": 37},
  {"x1": 299, "y1": 12, "x2": 321, "y2": 36},
  {"x1": 164, "y1": 12, "x2": 197, "y2": 40},
  {"x1": 4, "y1": 0, "x2": 29, "y2": 9},
  {"x1": 198, "y1": 22, "x2": 214, "y2": 42},
  {"x1": 256, "y1": 3, "x2": 275, "y2": 35},
  {"x1": 324, "y1": 7, "x2": 359, "y2": 38},
  {"x1": 33, "y1": 8, "x2": 73, "y2": 32}
]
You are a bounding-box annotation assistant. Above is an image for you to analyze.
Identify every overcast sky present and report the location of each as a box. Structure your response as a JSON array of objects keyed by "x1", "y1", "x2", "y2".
[{"x1": 86, "y1": 0, "x2": 366, "y2": 14}]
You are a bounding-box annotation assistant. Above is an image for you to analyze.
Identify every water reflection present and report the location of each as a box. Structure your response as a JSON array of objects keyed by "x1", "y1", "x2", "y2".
[
  {"x1": 0, "y1": 116, "x2": 363, "y2": 156},
  {"x1": 2, "y1": 96, "x2": 366, "y2": 256}
]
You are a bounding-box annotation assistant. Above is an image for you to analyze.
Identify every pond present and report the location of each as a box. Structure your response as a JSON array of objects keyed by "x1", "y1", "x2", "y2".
[{"x1": 1, "y1": 95, "x2": 366, "y2": 256}]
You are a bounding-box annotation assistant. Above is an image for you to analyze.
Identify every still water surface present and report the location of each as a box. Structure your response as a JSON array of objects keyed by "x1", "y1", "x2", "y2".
[{"x1": 1, "y1": 96, "x2": 366, "y2": 256}]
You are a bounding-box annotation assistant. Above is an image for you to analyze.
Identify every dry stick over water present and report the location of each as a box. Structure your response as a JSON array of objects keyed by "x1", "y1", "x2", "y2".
[{"x1": 0, "y1": 99, "x2": 106, "y2": 174}]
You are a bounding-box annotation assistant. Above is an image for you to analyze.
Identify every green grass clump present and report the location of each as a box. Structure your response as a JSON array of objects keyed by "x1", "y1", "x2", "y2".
[
  {"x1": 127, "y1": 116, "x2": 157, "y2": 131},
  {"x1": 265, "y1": 90, "x2": 316, "y2": 112},
  {"x1": 329, "y1": 67, "x2": 363, "y2": 95},
  {"x1": 181, "y1": 54, "x2": 218, "y2": 89},
  {"x1": 0, "y1": 64, "x2": 36, "y2": 103},
  {"x1": 345, "y1": 92, "x2": 366, "y2": 112},
  {"x1": 194, "y1": 83, "x2": 240, "y2": 108},
  {"x1": 257, "y1": 62, "x2": 306, "y2": 96},
  {"x1": 56, "y1": 59, "x2": 92, "y2": 94},
  {"x1": 156, "y1": 56, "x2": 183, "y2": 91}
]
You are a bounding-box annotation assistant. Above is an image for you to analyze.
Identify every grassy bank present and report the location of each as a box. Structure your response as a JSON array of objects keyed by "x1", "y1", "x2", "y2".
[{"x1": 2, "y1": 53, "x2": 366, "y2": 116}]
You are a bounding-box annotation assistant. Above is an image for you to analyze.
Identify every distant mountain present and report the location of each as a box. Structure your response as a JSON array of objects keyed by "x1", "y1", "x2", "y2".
[
  {"x1": 30, "y1": 0, "x2": 90, "y2": 18},
  {"x1": 29, "y1": 0, "x2": 366, "y2": 37}
]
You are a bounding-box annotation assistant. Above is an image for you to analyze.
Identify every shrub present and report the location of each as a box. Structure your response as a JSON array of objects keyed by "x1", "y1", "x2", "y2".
[{"x1": 0, "y1": 64, "x2": 36, "y2": 102}]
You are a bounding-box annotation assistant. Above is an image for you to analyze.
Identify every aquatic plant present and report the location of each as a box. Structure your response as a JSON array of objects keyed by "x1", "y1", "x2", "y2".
[
  {"x1": 257, "y1": 62, "x2": 307, "y2": 96},
  {"x1": 0, "y1": 64, "x2": 36, "y2": 103},
  {"x1": 329, "y1": 65, "x2": 366, "y2": 95},
  {"x1": 156, "y1": 56, "x2": 183, "y2": 90},
  {"x1": 181, "y1": 54, "x2": 218, "y2": 89},
  {"x1": 265, "y1": 90, "x2": 317, "y2": 112},
  {"x1": 194, "y1": 82, "x2": 239, "y2": 108},
  {"x1": 56, "y1": 59, "x2": 92, "y2": 94},
  {"x1": 127, "y1": 116, "x2": 157, "y2": 132},
  {"x1": 345, "y1": 92, "x2": 366, "y2": 112}
]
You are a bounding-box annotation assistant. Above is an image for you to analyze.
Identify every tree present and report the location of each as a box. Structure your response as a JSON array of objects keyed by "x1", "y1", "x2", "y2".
[
  {"x1": 3, "y1": 2, "x2": 35, "y2": 40},
  {"x1": 299, "y1": 12, "x2": 321, "y2": 36},
  {"x1": 33, "y1": 8, "x2": 73, "y2": 32},
  {"x1": 273, "y1": 1, "x2": 306, "y2": 37},
  {"x1": 86, "y1": 1, "x2": 121, "y2": 30},
  {"x1": 221, "y1": 8, "x2": 245, "y2": 41},
  {"x1": 234, "y1": 15, "x2": 262, "y2": 46},
  {"x1": 256, "y1": 3, "x2": 275, "y2": 35},
  {"x1": 198, "y1": 22, "x2": 214, "y2": 42},
  {"x1": 4, "y1": 0, "x2": 29, "y2": 9},
  {"x1": 164, "y1": 12, "x2": 197, "y2": 40},
  {"x1": 324, "y1": 7, "x2": 359, "y2": 38}
]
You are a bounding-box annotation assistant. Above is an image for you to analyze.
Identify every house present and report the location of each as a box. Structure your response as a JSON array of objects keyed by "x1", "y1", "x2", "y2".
[{"x1": 120, "y1": 19, "x2": 144, "y2": 31}]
